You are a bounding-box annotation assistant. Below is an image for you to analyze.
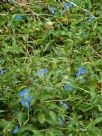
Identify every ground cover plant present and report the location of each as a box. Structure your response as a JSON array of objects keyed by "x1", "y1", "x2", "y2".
[{"x1": 0, "y1": 0, "x2": 102, "y2": 136}]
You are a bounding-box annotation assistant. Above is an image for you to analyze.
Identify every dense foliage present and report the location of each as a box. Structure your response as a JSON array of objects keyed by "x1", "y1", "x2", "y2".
[{"x1": 0, "y1": 0, "x2": 102, "y2": 136}]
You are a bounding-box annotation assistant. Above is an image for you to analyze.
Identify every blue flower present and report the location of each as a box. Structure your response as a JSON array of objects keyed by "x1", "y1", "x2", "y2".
[
  {"x1": 64, "y1": 84, "x2": 73, "y2": 91},
  {"x1": 76, "y1": 67, "x2": 86, "y2": 77},
  {"x1": 19, "y1": 89, "x2": 31, "y2": 109},
  {"x1": 0, "y1": 70, "x2": 3, "y2": 76},
  {"x1": 81, "y1": 69, "x2": 86, "y2": 74},
  {"x1": 64, "y1": 84, "x2": 68, "y2": 90},
  {"x1": 15, "y1": 16, "x2": 23, "y2": 21},
  {"x1": 70, "y1": 86, "x2": 73, "y2": 91},
  {"x1": 19, "y1": 89, "x2": 29, "y2": 97},
  {"x1": 63, "y1": 2, "x2": 73, "y2": 10},
  {"x1": 48, "y1": 6, "x2": 56, "y2": 15},
  {"x1": 0, "y1": 69, "x2": 7, "y2": 76},
  {"x1": 11, "y1": 125, "x2": 19, "y2": 134},
  {"x1": 25, "y1": 102, "x2": 29, "y2": 109},
  {"x1": 76, "y1": 72, "x2": 80, "y2": 77},
  {"x1": 87, "y1": 15, "x2": 95, "y2": 22},
  {"x1": 78, "y1": 67, "x2": 86, "y2": 74},
  {"x1": 60, "y1": 101, "x2": 69, "y2": 110},
  {"x1": 43, "y1": 68, "x2": 48, "y2": 74},
  {"x1": 63, "y1": 103, "x2": 69, "y2": 110},
  {"x1": 25, "y1": 96, "x2": 31, "y2": 102},
  {"x1": 37, "y1": 69, "x2": 43, "y2": 76},
  {"x1": 58, "y1": 117, "x2": 64, "y2": 127},
  {"x1": 20, "y1": 99, "x2": 26, "y2": 106},
  {"x1": 20, "y1": 99, "x2": 29, "y2": 109},
  {"x1": 37, "y1": 68, "x2": 48, "y2": 78}
]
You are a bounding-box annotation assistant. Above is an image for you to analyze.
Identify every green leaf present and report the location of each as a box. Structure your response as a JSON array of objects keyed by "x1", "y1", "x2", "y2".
[
  {"x1": 87, "y1": 116, "x2": 102, "y2": 129},
  {"x1": 49, "y1": 111, "x2": 57, "y2": 122},
  {"x1": 20, "y1": 125, "x2": 41, "y2": 135},
  {"x1": 38, "y1": 92, "x2": 54, "y2": 101},
  {"x1": 16, "y1": 112, "x2": 24, "y2": 126},
  {"x1": 98, "y1": 105, "x2": 102, "y2": 112},
  {"x1": 38, "y1": 113, "x2": 46, "y2": 124}
]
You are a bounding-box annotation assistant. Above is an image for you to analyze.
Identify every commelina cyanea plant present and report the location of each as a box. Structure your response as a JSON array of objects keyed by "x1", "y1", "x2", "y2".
[{"x1": 0, "y1": 0, "x2": 102, "y2": 136}]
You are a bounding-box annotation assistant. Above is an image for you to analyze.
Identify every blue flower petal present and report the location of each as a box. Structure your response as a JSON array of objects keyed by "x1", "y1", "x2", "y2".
[
  {"x1": 60, "y1": 101, "x2": 69, "y2": 110},
  {"x1": 58, "y1": 117, "x2": 64, "y2": 127},
  {"x1": 15, "y1": 16, "x2": 23, "y2": 21},
  {"x1": 63, "y1": 2, "x2": 73, "y2": 10},
  {"x1": 42, "y1": 74, "x2": 45, "y2": 78},
  {"x1": 77, "y1": 67, "x2": 86, "y2": 75},
  {"x1": 76, "y1": 72, "x2": 81, "y2": 77},
  {"x1": 58, "y1": 117, "x2": 62, "y2": 122},
  {"x1": 37, "y1": 69, "x2": 43, "y2": 76},
  {"x1": 43, "y1": 68, "x2": 48, "y2": 74},
  {"x1": 0, "y1": 70, "x2": 3, "y2": 76},
  {"x1": 23, "y1": 89, "x2": 29, "y2": 95},
  {"x1": 25, "y1": 96, "x2": 31, "y2": 102},
  {"x1": 64, "y1": 84, "x2": 73, "y2": 91},
  {"x1": 63, "y1": 103, "x2": 69, "y2": 110},
  {"x1": 19, "y1": 89, "x2": 29, "y2": 97},
  {"x1": 11, "y1": 125, "x2": 19, "y2": 134},
  {"x1": 64, "y1": 84, "x2": 69, "y2": 90},
  {"x1": 87, "y1": 15, "x2": 95, "y2": 22},
  {"x1": 20, "y1": 99, "x2": 29, "y2": 109},
  {"x1": 81, "y1": 69, "x2": 86, "y2": 74},
  {"x1": 37, "y1": 68, "x2": 48, "y2": 78},
  {"x1": 25, "y1": 103, "x2": 29, "y2": 109},
  {"x1": 78, "y1": 67, "x2": 83, "y2": 72},
  {"x1": 70, "y1": 86, "x2": 73, "y2": 91},
  {"x1": 19, "y1": 91, "x2": 24, "y2": 97},
  {"x1": 20, "y1": 99, "x2": 26, "y2": 106},
  {"x1": 48, "y1": 7, "x2": 56, "y2": 15}
]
